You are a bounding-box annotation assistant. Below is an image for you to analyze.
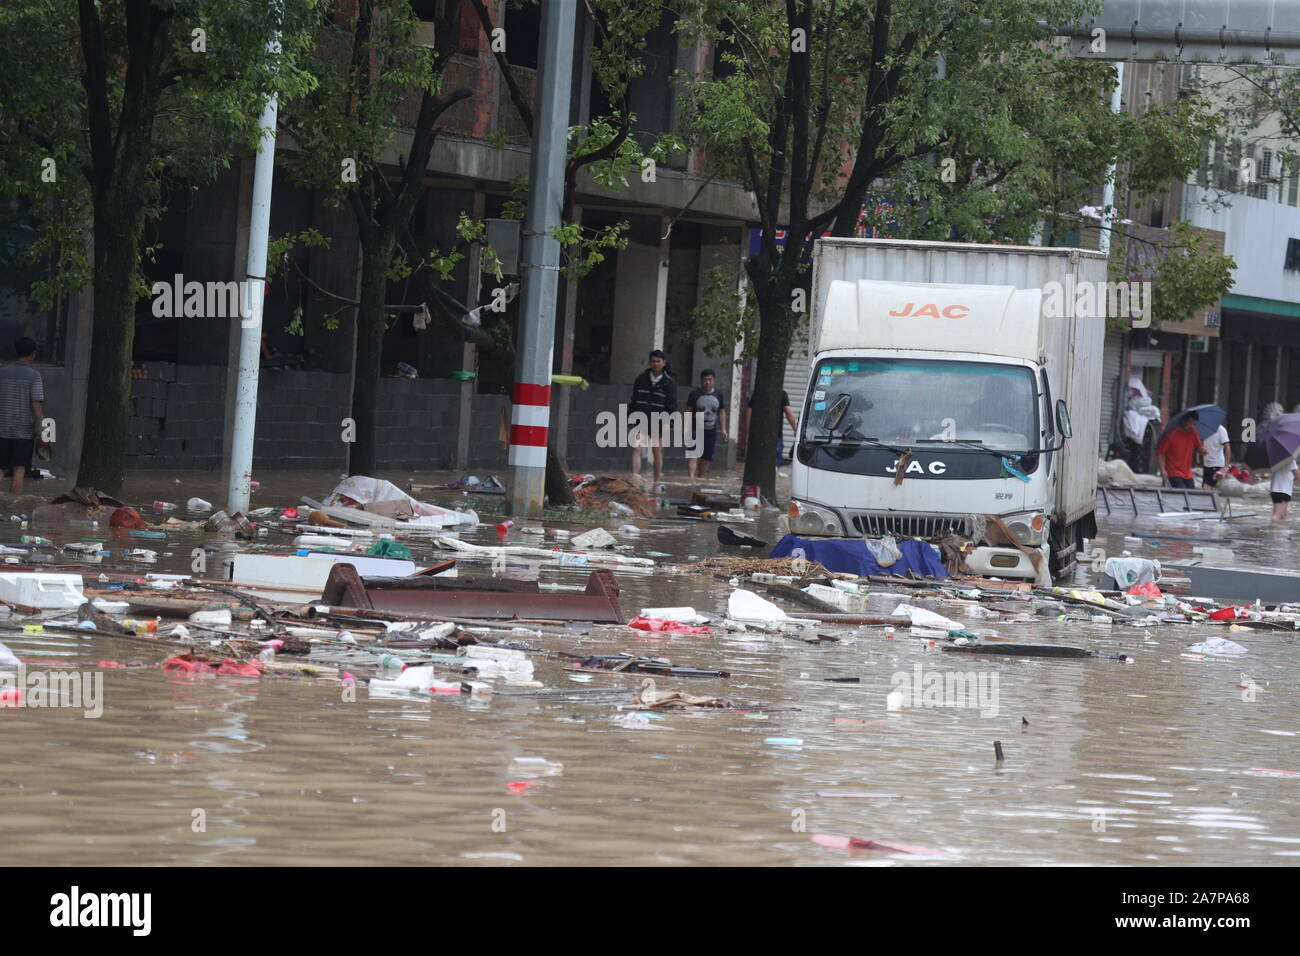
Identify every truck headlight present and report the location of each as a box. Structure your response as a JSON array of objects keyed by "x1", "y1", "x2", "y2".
[
  {"x1": 1004, "y1": 512, "x2": 1047, "y2": 545},
  {"x1": 789, "y1": 500, "x2": 844, "y2": 536}
]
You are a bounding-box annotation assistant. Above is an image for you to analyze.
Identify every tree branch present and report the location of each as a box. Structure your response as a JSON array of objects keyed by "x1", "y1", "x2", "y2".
[
  {"x1": 470, "y1": 0, "x2": 534, "y2": 137},
  {"x1": 662, "y1": 174, "x2": 717, "y2": 240}
]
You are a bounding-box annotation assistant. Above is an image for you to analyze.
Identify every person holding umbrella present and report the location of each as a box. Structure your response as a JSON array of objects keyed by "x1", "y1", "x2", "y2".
[
  {"x1": 1158, "y1": 404, "x2": 1230, "y2": 490},
  {"x1": 1242, "y1": 410, "x2": 1300, "y2": 522},
  {"x1": 1156, "y1": 410, "x2": 1201, "y2": 489}
]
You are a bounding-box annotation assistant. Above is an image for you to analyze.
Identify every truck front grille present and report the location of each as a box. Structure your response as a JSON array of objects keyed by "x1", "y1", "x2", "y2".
[{"x1": 849, "y1": 512, "x2": 974, "y2": 539}]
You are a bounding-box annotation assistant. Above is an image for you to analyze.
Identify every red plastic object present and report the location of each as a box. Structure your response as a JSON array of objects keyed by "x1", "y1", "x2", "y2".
[
  {"x1": 506, "y1": 781, "x2": 542, "y2": 795},
  {"x1": 109, "y1": 507, "x2": 149, "y2": 530},
  {"x1": 497, "y1": 520, "x2": 514, "y2": 539},
  {"x1": 215, "y1": 659, "x2": 262, "y2": 677},
  {"x1": 1209, "y1": 606, "x2": 1241, "y2": 621},
  {"x1": 95, "y1": 661, "x2": 126, "y2": 669},
  {"x1": 812, "y1": 833, "x2": 952, "y2": 856},
  {"x1": 281, "y1": 507, "x2": 299, "y2": 519},
  {"x1": 162, "y1": 656, "x2": 262, "y2": 677},
  {"x1": 627, "y1": 616, "x2": 711, "y2": 635},
  {"x1": 1126, "y1": 581, "x2": 1162, "y2": 599},
  {"x1": 0, "y1": 689, "x2": 20, "y2": 706}
]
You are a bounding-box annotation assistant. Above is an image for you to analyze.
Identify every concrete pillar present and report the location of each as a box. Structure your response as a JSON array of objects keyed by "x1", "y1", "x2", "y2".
[
  {"x1": 1244, "y1": 342, "x2": 1256, "y2": 420},
  {"x1": 1275, "y1": 347, "x2": 1285, "y2": 405},
  {"x1": 1212, "y1": 336, "x2": 1224, "y2": 406},
  {"x1": 1279, "y1": 346, "x2": 1290, "y2": 410},
  {"x1": 609, "y1": 213, "x2": 669, "y2": 389},
  {"x1": 456, "y1": 190, "x2": 486, "y2": 471}
]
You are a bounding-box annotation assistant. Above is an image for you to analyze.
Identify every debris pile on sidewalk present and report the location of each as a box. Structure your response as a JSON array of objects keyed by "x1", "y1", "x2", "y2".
[{"x1": 571, "y1": 476, "x2": 655, "y2": 517}]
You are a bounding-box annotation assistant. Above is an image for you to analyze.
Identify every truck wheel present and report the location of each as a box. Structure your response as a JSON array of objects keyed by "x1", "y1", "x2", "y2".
[{"x1": 1048, "y1": 514, "x2": 1094, "y2": 580}]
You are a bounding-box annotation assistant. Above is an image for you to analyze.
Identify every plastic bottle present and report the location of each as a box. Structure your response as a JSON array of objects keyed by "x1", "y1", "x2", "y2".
[
  {"x1": 376, "y1": 654, "x2": 405, "y2": 673},
  {"x1": 123, "y1": 618, "x2": 158, "y2": 635},
  {"x1": 19, "y1": 535, "x2": 53, "y2": 547},
  {"x1": 153, "y1": 501, "x2": 177, "y2": 512}
]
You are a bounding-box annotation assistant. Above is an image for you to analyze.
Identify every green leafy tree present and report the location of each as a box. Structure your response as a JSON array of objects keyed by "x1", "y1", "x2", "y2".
[
  {"x1": 281, "y1": 0, "x2": 474, "y2": 476},
  {"x1": 0, "y1": 0, "x2": 317, "y2": 492},
  {"x1": 471, "y1": 0, "x2": 682, "y2": 504},
  {"x1": 675, "y1": 0, "x2": 1227, "y2": 499}
]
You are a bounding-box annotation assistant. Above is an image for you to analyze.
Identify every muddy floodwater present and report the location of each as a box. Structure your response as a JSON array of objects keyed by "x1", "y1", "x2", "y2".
[{"x1": 1, "y1": 469, "x2": 1297, "y2": 866}]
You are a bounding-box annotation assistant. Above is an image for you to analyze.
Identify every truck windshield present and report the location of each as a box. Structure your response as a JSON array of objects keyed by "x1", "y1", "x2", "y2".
[{"x1": 803, "y1": 358, "x2": 1037, "y2": 452}]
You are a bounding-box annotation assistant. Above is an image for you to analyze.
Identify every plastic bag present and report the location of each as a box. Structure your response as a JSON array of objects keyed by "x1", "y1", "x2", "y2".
[
  {"x1": 367, "y1": 538, "x2": 412, "y2": 559},
  {"x1": 864, "y1": 535, "x2": 902, "y2": 568}
]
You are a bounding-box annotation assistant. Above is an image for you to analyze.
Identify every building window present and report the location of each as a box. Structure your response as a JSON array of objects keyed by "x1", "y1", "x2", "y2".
[
  {"x1": 1284, "y1": 237, "x2": 1300, "y2": 273},
  {"x1": 503, "y1": 0, "x2": 540, "y2": 69},
  {"x1": 1214, "y1": 137, "x2": 1232, "y2": 190},
  {"x1": 1196, "y1": 137, "x2": 1211, "y2": 188},
  {"x1": 409, "y1": 0, "x2": 479, "y2": 55}
]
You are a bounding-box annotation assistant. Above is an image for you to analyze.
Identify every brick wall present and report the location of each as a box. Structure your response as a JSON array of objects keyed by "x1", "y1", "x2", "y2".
[
  {"x1": 125, "y1": 365, "x2": 455, "y2": 473},
  {"x1": 123, "y1": 367, "x2": 699, "y2": 476}
]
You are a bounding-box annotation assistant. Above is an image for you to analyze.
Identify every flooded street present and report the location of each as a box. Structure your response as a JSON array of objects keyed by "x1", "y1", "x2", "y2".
[{"x1": 1, "y1": 470, "x2": 1298, "y2": 866}]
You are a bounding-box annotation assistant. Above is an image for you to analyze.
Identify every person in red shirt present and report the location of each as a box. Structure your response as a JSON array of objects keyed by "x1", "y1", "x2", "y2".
[{"x1": 1156, "y1": 412, "x2": 1200, "y2": 489}]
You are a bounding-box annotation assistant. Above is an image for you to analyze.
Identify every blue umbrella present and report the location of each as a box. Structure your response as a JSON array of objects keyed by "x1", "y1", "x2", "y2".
[
  {"x1": 1160, "y1": 403, "x2": 1226, "y2": 442},
  {"x1": 1244, "y1": 413, "x2": 1300, "y2": 471}
]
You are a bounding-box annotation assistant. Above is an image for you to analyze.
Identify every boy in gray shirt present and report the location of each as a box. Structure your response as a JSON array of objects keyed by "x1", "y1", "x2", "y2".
[{"x1": 0, "y1": 337, "x2": 44, "y2": 494}]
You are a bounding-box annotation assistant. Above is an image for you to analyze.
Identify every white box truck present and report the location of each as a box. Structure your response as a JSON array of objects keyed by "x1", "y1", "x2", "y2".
[{"x1": 788, "y1": 238, "x2": 1109, "y2": 582}]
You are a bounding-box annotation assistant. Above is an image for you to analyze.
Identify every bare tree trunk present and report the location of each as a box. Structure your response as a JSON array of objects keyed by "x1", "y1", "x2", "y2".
[
  {"x1": 76, "y1": 196, "x2": 145, "y2": 492},
  {"x1": 741, "y1": 287, "x2": 795, "y2": 501},
  {"x1": 545, "y1": 447, "x2": 575, "y2": 505},
  {"x1": 348, "y1": 234, "x2": 394, "y2": 474}
]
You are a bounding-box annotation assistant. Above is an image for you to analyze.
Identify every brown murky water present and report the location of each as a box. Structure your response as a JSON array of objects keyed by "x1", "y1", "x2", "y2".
[{"x1": 1, "y1": 469, "x2": 1297, "y2": 865}]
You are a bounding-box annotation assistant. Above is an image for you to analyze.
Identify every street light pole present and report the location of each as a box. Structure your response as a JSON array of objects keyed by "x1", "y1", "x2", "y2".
[
  {"x1": 225, "y1": 54, "x2": 279, "y2": 516},
  {"x1": 506, "y1": 0, "x2": 577, "y2": 518}
]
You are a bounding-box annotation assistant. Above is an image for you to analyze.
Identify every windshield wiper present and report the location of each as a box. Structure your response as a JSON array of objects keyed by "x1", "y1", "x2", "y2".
[
  {"x1": 914, "y1": 438, "x2": 1010, "y2": 457},
  {"x1": 805, "y1": 435, "x2": 908, "y2": 455}
]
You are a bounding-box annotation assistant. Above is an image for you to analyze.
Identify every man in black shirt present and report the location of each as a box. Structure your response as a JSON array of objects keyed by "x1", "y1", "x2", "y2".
[{"x1": 628, "y1": 349, "x2": 676, "y2": 484}]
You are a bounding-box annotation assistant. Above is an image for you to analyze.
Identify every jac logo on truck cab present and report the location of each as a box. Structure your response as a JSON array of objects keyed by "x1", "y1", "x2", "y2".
[
  {"x1": 888, "y1": 303, "x2": 969, "y2": 319},
  {"x1": 887, "y1": 458, "x2": 947, "y2": 475}
]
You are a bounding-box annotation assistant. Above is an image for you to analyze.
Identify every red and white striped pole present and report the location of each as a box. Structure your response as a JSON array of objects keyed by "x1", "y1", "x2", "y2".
[
  {"x1": 509, "y1": 382, "x2": 551, "y2": 471},
  {"x1": 506, "y1": 0, "x2": 574, "y2": 516}
]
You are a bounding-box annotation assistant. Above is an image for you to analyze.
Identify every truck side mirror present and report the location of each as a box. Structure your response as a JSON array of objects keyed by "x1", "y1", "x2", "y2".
[
  {"x1": 824, "y1": 393, "x2": 852, "y2": 432},
  {"x1": 1056, "y1": 399, "x2": 1072, "y2": 439}
]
